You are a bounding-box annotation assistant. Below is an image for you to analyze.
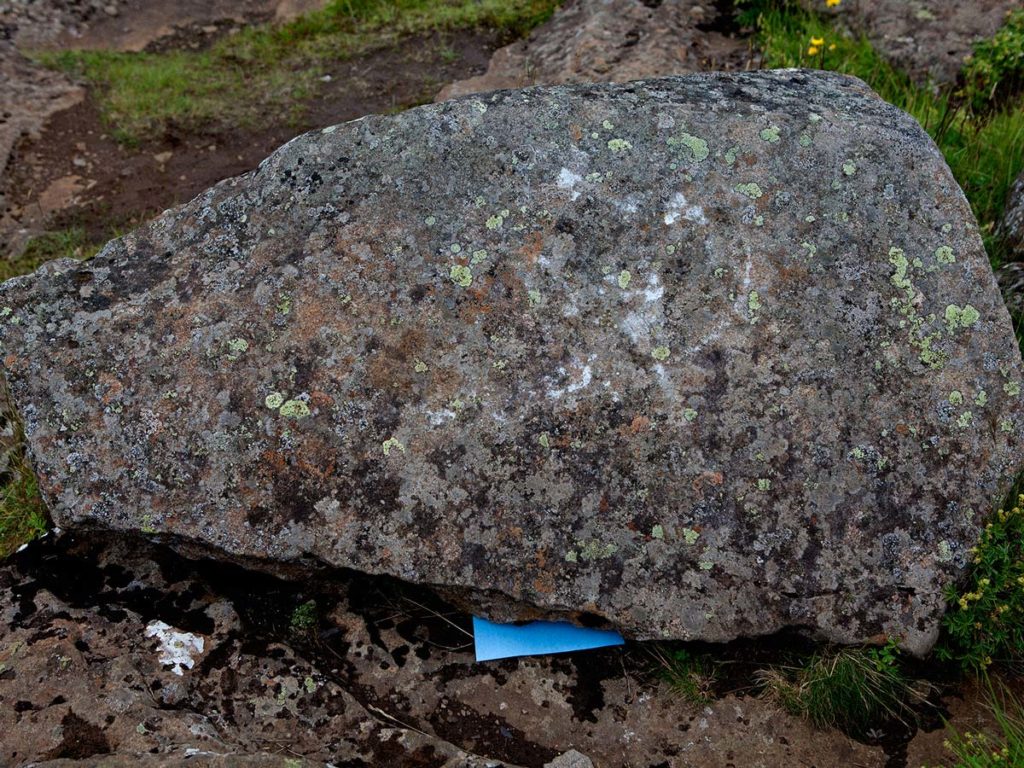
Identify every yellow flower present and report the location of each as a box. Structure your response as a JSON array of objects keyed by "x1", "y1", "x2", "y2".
[
  {"x1": 826, "y1": 0, "x2": 841, "y2": 6},
  {"x1": 828, "y1": 43, "x2": 837, "y2": 51},
  {"x1": 807, "y1": 45, "x2": 820, "y2": 55},
  {"x1": 811, "y1": 37, "x2": 825, "y2": 46}
]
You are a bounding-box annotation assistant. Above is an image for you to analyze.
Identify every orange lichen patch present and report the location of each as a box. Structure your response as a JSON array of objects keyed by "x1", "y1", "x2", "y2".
[
  {"x1": 518, "y1": 231, "x2": 545, "y2": 266},
  {"x1": 691, "y1": 471, "x2": 724, "y2": 493},
  {"x1": 629, "y1": 415, "x2": 651, "y2": 434},
  {"x1": 569, "y1": 123, "x2": 583, "y2": 143},
  {"x1": 260, "y1": 449, "x2": 290, "y2": 474},
  {"x1": 309, "y1": 390, "x2": 335, "y2": 410},
  {"x1": 96, "y1": 372, "x2": 124, "y2": 405},
  {"x1": 533, "y1": 573, "x2": 555, "y2": 594}
]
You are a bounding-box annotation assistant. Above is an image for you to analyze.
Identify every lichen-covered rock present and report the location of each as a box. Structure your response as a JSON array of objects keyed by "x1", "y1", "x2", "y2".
[
  {"x1": 1, "y1": 71, "x2": 1022, "y2": 655},
  {"x1": 997, "y1": 170, "x2": 1024, "y2": 263},
  {"x1": 436, "y1": 0, "x2": 754, "y2": 101}
]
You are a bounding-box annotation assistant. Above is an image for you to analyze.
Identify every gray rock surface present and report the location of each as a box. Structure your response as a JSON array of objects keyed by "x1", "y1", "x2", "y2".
[
  {"x1": 809, "y1": 0, "x2": 1019, "y2": 86},
  {"x1": 1, "y1": 71, "x2": 1022, "y2": 655},
  {"x1": 997, "y1": 170, "x2": 1024, "y2": 263},
  {"x1": 437, "y1": 0, "x2": 755, "y2": 101}
]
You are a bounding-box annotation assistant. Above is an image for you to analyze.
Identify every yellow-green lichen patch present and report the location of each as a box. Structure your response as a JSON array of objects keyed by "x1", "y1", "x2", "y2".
[
  {"x1": 651, "y1": 345, "x2": 671, "y2": 361},
  {"x1": 1006, "y1": 381, "x2": 1021, "y2": 397},
  {"x1": 527, "y1": 289, "x2": 542, "y2": 307},
  {"x1": 887, "y1": 246, "x2": 947, "y2": 369},
  {"x1": 381, "y1": 436, "x2": 405, "y2": 456},
  {"x1": 607, "y1": 138, "x2": 632, "y2": 153},
  {"x1": 471, "y1": 249, "x2": 488, "y2": 265},
  {"x1": 975, "y1": 390, "x2": 988, "y2": 406},
  {"x1": 956, "y1": 411, "x2": 974, "y2": 429},
  {"x1": 539, "y1": 432, "x2": 550, "y2": 449},
  {"x1": 1001, "y1": 419, "x2": 1015, "y2": 432},
  {"x1": 617, "y1": 270, "x2": 632, "y2": 289},
  {"x1": 759, "y1": 124, "x2": 781, "y2": 143},
  {"x1": 424, "y1": 215, "x2": 436, "y2": 226},
  {"x1": 277, "y1": 295, "x2": 292, "y2": 315},
  {"x1": 948, "y1": 390, "x2": 964, "y2": 406},
  {"x1": 564, "y1": 549, "x2": 578, "y2": 563},
  {"x1": 735, "y1": 182, "x2": 763, "y2": 199},
  {"x1": 265, "y1": 392, "x2": 285, "y2": 410},
  {"x1": 669, "y1": 132, "x2": 709, "y2": 162},
  {"x1": 579, "y1": 540, "x2": 618, "y2": 561},
  {"x1": 724, "y1": 145, "x2": 739, "y2": 165},
  {"x1": 842, "y1": 160, "x2": 857, "y2": 176},
  {"x1": 414, "y1": 359, "x2": 429, "y2": 373},
  {"x1": 602, "y1": 119, "x2": 614, "y2": 130},
  {"x1": 683, "y1": 407, "x2": 698, "y2": 422},
  {"x1": 934, "y1": 245, "x2": 955, "y2": 264},
  {"x1": 944, "y1": 304, "x2": 980, "y2": 334},
  {"x1": 225, "y1": 337, "x2": 249, "y2": 361},
  {"x1": 279, "y1": 399, "x2": 311, "y2": 419},
  {"x1": 682, "y1": 528, "x2": 700, "y2": 545},
  {"x1": 747, "y1": 291, "x2": 762, "y2": 323},
  {"x1": 486, "y1": 214, "x2": 503, "y2": 230},
  {"x1": 450, "y1": 264, "x2": 473, "y2": 288},
  {"x1": 757, "y1": 478, "x2": 771, "y2": 491},
  {"x1": 799, "y1": 133, "x2": 812, "y2": 147},
  {"x1": 651, "y1": 524, "x2": 665, "y2": 540}
]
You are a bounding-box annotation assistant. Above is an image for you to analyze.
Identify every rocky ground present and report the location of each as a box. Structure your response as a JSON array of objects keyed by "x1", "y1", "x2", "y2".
[
  {"x1": 3, "y1": 531, "x2": 1015, "y2": 767},
  {"x1": 1, "y1": 1, "x2": 1023, "y2": 767}
]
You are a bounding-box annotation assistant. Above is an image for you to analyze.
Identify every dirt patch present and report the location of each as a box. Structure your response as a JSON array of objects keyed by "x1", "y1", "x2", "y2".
[
  {"x1": 1, "y1": 27, "x2": 501, "y2": 256},
  {"x1": 50, "y1": 0, "x2": 325, "y2": 53}
]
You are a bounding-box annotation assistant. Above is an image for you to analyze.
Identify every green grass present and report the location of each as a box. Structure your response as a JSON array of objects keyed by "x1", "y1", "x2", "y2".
[
  {"x1": 756, "y1": 642, "x2": 928, "y2": 733},
  {"x1": 36, "y1": 0, "x2": 560, "y2": 144},
  {"x1": 0, "y1": 421, "x2": 49, "y2": 559},
  {"x1": 936, "y1": 682, "x2": 1024, "y2": 767},
  {"x1": 651, "y1": 646, "x2": 717, "y2": 705},
  {"x1": 289, "y1": 599, "x2": 319, "y2": 633},
  {"x1": 740, "y1": 0, "x2": 1024, "y2": 263},
  {"x1": 2, "y1": 227, "x2": 103, "y2": 281},
  {"x1": 937, "y1": 491, "x2": 1024, "y2": 673}
]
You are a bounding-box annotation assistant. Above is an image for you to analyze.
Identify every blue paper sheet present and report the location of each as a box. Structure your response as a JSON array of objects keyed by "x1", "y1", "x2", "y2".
[{"x1": 472, "y1": 616, "x2": 625, "y2": 661}]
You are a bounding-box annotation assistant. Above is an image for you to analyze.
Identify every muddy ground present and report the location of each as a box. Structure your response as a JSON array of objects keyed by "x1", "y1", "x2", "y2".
[{"x1": 0, "y1": 1, "x2": 1021, "y2": 766}]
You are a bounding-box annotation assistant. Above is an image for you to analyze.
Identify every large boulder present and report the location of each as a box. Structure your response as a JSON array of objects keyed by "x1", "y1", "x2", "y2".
[
  {"x1": 1, "y1": 71, "x2": 1021, "y2": 654},
  {"x1": 436, "y1": 0, "x2": 754, "y2": 101}
]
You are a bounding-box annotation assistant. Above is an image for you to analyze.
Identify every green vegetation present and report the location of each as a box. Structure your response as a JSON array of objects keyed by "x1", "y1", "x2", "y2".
[
  {"x1": 290, "y1": 599, "x2": 319, "y2": 633},
  {"x1": 937, "y1": 493, "x2": 1024, "y2": 673},
  {"x1": 937, "y1": 684, "x2": 1024, "y2": 767},
  {"x1": 652, "y1": 646, "x2": 717, "y2": 705},
  {"x1": 755, "y1": 641, "x2": 926, "y2": 732},
  {"x1": 2, "y1": 227, "x2": 103, "y2": 281},
  {"x1": 738, "y1": 0, "x2": 1024, "y2": 263},
  {"x1": 962, "y1": 9, "x2": 1024, "y2": 116},
  {"x1": 0, "y1": 420, "x2": 49, "y2": 559},
  {"x1": 36, "y1": 0, "x2": 560, "y2": 144}
]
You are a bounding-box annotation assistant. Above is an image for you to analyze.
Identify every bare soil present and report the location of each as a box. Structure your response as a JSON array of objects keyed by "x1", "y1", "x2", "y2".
[{"x1": 2, "y1": 27, "x2": 501, "y2": 255}]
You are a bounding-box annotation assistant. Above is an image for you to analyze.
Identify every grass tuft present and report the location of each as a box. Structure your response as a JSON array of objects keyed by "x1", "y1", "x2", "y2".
[
  {"x1": 35, "y1": 0, "x2": 560, "y2": 144},
  {"x1": 651, "y1": 646, "x2": 717, "y2": 705},
  {"x1": 2, "y1": 227, "x2": 103, "y2": 282},
  {"x1": 937, "y1": 682, "x2": 1024, "y2": 767},
  {"x1": 0, "y1": 418, "x2": 49, "y2": 559},
  {"x1": 756, "y1": 641, "x2": 928, "y2": 733}
]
